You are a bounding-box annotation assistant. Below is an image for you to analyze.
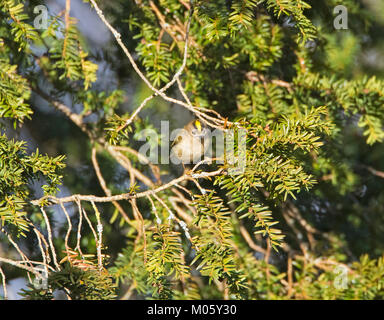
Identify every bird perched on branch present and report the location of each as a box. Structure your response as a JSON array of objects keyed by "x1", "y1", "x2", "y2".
[{"x1": 171, "y1": 119, "x2": 211, "y2": 169}]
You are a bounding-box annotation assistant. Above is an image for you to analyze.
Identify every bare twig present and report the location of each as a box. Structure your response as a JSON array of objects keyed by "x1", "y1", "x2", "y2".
[
  {"x1": 82, "y1": 208, "x2": 98, "y2": 246},
  {"x1": 287, "y1": 254, "x2": 293, "y2": 298},
  {"x1": 31, "y1": 167, "x2": 224, "y2": 205},
  {"x1": 0, "y1": 257, "x2": 41, "y2": 276},
  {"x1": 60, "y1": 202, "x2": 73, "y2": 262},
  {"x1": 39, "y1": 207, "x2": 60, "y2": 270},
  {"x1": 239, "y1": 224, "x2": 266, "y2": 254},
  {"x1": 169, "y1": 196, "x2": 193, "y2": 224},
  {"x1": 153, "y1": 194, "x2": 192, "y2": 242},
  {"x1": 33, "y1": 228, "x2": 50, "y2": 275},
  {"x1": 112, "y1": 146, "x2": 161, "y2": 183},
  {"x1": 91, "y1": 147, "x2": 132, "y2": 224},
  {"x1": 120, "y1": 284, "x2": 135, "y2": 300},
  {"x1": 75, "y1": 199, "x2": 84, "y2": 257},
  {"x1": 0, "y1": 267, "x2": 7, "y2": 300},
  {"x1": 88, "y1": 0, "x2": 229, "y2": 130},
  {"x1": 364, "y1": 165, "x2": 384, "y2": 179},
  {"x1": 1, "y1": 228, "x2": 33, "y2": 271},
  {"x1": 91, "y1": 202, "x2": 104, "y2": 272},
  {"x1": 34, "y1": 87, "x2": 89, "y2": 136},
  {"x1": 113, "y1": 0, "x2": 195, "y2": 132},
  {"x1": 147, "y1": 195, "x2": 162, "y2": 225}
]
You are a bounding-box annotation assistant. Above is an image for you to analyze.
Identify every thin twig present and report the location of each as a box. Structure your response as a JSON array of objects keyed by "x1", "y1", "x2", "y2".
[
  {"x1": 0, "y1": 267, "x2": 7, "y2": 300},
  {"x1": 91, "y1": 202, "x2": 104, "y2": 272},
  {"x1": 31, "y1": 168, "x2": 224, "y2": 205},
  {"x1": 74, "y1": 199, "x2": 84, "y2": 257},
  {"x1": 0, "y1": 257, "x2": 41, "y2": 276},
  {"x1": 239, "y1": 224, "x2": 266, "y2": 254},
  {"x1": 59, "y1": 202, "x2": 73, "y2": 262},
  {"x1": 364, "y1": 165, "x2": 384, "y2": 179},
  {"x1": 92, "y1": 147, "x2": 132, "y2": 224},
  {"x1": 120, "y1": 284, "x2": 135, "y2": 300},
  {"x1": 113, "y1": 0, "x2": 195, "y2": 132},
  {"x1": 33, "y1": 228, "x2": 50, "y2": 276},
  {"x1": 40, "y1": 207, "x2": 60, "y2": 270},
  {"x1": 153, "y1": 194, "x2": 192, "y2": 242}
]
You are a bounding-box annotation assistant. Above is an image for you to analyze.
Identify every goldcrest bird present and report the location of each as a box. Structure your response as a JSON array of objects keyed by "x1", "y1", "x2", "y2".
[{"x1": 171, "y1": 119, "x2": 210, "y2": 166}]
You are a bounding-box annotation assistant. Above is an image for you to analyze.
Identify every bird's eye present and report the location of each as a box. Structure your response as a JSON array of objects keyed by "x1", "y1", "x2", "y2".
[{"x1": 191, "y1": 129, "x2": 198, "y2": 135}]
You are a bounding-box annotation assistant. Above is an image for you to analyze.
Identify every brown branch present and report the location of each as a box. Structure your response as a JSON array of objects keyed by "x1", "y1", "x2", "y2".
[
  {"x1": 287, "y1": 254, "x2": 293, "y2": 298},
  {"x1": 0, "y1": 267, "x2": 7, "y2": 300},
  {"x1": 149, "y1": 1, "x2": 184, "y2": 50},
  {"x1": 62, "y1": 0, "x2": 72, "y2": 69},
  {"x1": 31, "y1": 167, "x2": 223, "y2": 205},
  {"x1": 364, "y1": 165, "x2": 384, "y2": 179},
  {"x1": 281, "y1": 206, "x2": 308, "y2": 255},
  {"x1": 110, "y1": 0, "x2": 198, "y2": 133},
  {"x1": 284, "y1": 201, "x2": 317, "y2": 250},
  {"x1": 130, "y1": 200, "x2": 147, "y2": 264},
  {"x1": 0, "y1": 257, "x2": 41, "y2": 276},
  {"x1": 91, "y1": 147, "x2": 132, "y2": 224},
  {"x1": 171, "y1": 187, "x2": 196, "y2": 214},
  {"x1": 40, "y1": 207, "x2": 60, "y2": 270},
  {"x1": 111, "y1": 146, "x2": 161, "y2": 184},
  {"x1": 34, "y1": 87, "x2": 89, "y2": 136},
  {"x1": 169, "y1": 196, "x2": 193, "y2": 224},
  {"x1": 239, "y1": 224, "x2": 267, "y2": 255},
  {"x1": 120, "y1": 284, "x2": 135, "y2": 300},
  {"x1": 106, "y1": 145, "x2": 155, "y2": 188}
]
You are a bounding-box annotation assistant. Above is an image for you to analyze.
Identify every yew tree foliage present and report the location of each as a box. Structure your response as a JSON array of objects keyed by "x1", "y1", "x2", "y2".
[{"x1": 1, "y1": 0, "x2": 384, "y2": 300}]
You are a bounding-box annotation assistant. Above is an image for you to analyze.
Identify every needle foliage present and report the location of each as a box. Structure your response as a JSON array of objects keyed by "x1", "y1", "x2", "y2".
[{"x1": 1, "y1": 0, "x2": 384, "y2": 300}]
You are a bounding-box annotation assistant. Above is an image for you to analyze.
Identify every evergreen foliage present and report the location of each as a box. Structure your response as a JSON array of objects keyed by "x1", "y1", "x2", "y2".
[{"x1": 1, "y1": 0, "x2": 384, "y2": 300}]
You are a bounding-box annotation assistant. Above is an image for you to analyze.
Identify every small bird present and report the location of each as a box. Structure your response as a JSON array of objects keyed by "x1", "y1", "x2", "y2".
[{"x1": 171, "y1": 119, "x2": 210, "y2": 167}]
